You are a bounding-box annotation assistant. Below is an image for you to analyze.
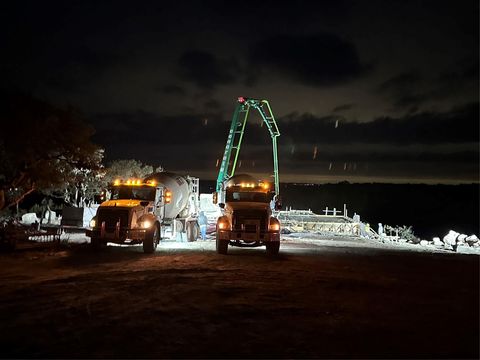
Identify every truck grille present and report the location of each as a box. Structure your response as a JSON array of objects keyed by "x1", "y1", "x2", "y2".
[
  {"x1": 97, "y1": 209, "x2": 129, "y2": 232},
  {"x1": 232, "y1": 210, "x2": 267, "y2": 232}
]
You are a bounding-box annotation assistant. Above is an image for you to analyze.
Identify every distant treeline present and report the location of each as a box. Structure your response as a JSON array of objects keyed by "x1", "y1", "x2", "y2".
[{"x1": 200, "y1": 181, "x2": 479, "y2": 239}]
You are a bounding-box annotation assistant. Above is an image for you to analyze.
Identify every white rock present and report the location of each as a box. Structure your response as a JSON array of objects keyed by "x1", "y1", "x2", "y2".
[
  {"x1": 21, "y1": 213, "x2": 39, "y2": 225},
  {"x1": 432, "y1": 237, "x2": 443, "y2": 246},
  {"x1": 457, "y1": 234, "x2": 468, "y2": 244},
  {"x1": 443, "y1": 230, "x2": 459, "y2": 246},
  {"x1": 466, "y1": 234, "x2": 479, "y2": 242},
  {"x1": 420, "y1": 240, "x2": 429, "y2": 246},
  {"x1": 43, "y1": 209, "x2": 56, "y2": 221}
]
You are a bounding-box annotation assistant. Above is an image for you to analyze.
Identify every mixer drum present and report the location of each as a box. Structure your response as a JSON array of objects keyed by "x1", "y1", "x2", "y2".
[{"x1": 145, "y1": 172, "x2": 191, "y2": 219}]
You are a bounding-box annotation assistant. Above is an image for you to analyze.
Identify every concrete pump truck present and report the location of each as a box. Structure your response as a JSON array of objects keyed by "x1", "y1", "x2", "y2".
[{"x1": 213, "y1": 97, "x2": 282, "y2": 255}]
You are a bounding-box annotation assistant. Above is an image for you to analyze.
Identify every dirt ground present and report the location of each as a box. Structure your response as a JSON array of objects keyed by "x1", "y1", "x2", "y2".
[{"x1": 0, "y1": 236, "x2": 478, "y2": 359}]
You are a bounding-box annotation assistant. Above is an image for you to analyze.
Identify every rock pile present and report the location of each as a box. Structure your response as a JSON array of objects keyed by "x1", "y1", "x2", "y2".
[{"x1": 439, "y1": 230, "x2": 479, "y2": 251}]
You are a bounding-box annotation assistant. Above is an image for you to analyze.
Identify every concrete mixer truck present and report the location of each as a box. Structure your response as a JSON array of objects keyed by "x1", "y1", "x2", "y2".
[
  {"x1": 213, "y1": 97, "x2": 282, "y2": 255},
  {"x1": 86, "y1": 172, "x2": 200, "y2": 253},
  {"x1": 214, "y1": 174, "x2": 281, "y2": 255}
]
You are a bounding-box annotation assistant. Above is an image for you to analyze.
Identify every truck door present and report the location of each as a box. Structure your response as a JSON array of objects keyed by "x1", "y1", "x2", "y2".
[{"x1": 154, "y1": 187, "x2": 163, "y2": 218}]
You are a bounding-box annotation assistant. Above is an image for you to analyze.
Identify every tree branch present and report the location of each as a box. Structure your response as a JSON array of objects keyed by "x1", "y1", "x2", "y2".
[{"x1": 5, "y1": 186, "x2": 36, "y2": 210}]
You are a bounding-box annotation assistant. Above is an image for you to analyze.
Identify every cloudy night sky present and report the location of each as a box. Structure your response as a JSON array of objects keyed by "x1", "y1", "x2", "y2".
[{"x1": 1, "y1": 0, "x2": 478, "y2": 184}]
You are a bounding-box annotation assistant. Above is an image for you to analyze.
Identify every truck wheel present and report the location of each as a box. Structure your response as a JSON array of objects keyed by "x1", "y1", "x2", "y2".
[
  {"x1": 266, "y1": 241, "x2": 280, "y2": 255},
  {"x1": 143, "y1": 224, "x2": 160, "y2": 254},
  {"x1": 186, "y1": 222, "x2": 199, "y2": 242},
  {"x1": 216, "y1": 233, "x2": 228, "y2": 254}
]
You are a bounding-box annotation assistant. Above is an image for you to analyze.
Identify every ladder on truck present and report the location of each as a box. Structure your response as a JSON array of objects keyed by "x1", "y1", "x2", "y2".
[{"x1": 216, "y1": 97, "x2": 280, "y2": 195}]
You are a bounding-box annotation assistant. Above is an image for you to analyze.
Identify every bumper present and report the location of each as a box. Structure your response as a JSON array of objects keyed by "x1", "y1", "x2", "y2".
[
  {"x1": 217, "y1": 229, "x2": 280, "y2": 243},
  {"x1": 86, "y1": 228, "x2": 148, "y2": 243}
]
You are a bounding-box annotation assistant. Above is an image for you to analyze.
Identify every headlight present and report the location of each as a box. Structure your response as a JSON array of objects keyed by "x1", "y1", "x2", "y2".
[
  {"x1": 269, "y1": 222, "x2": 280, "y2": 231},
  {"x1": 89, "y1": 219, "x2": 96, "y2": 228},
  {"x1": 141, "y1": 220, "x2": 152, "y2": 229}
]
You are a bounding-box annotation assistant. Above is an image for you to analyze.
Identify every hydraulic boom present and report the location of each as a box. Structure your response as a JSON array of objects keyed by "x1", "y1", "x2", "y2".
[{"x1": 216, "y1": 97, "x2": 280, "y2": 195}]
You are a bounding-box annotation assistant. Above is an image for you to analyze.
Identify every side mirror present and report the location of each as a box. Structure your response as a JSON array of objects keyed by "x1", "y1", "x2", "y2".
[
  {"x1": 212, "y1": 192, "x2": 218, "y2": 204},
  {"x1": 219, "y1": 203, "x2": 225, "y2": 209}
]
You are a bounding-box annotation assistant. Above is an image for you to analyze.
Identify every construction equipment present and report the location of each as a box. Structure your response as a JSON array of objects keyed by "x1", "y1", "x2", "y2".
[
  {"x1": 216, "y1": 96, "x2": 281, "y2": 202},
  {"x1": 86, "y1": 172, "x2": 200, "y2": 253},
  {"x1": 213, "y1": 97, "x2": 282, "y2": 255}
]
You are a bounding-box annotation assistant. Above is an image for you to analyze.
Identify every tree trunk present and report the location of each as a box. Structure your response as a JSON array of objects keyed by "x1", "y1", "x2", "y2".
[{"x1": 47, "y1": 203, "x2": 52, "y2": 224}]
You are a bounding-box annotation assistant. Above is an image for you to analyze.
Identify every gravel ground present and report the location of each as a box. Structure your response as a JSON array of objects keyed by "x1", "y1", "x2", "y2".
[{"x1": 0, "y1": 234, "x2": 478, "y2": 359}]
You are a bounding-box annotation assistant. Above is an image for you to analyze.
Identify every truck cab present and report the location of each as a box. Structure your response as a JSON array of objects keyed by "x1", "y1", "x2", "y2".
[
  {"x1": 214, "y1": 174, "x2": 281, "y2": 255},
  {"x1": 86, "y1": 179, "x2": 168, "y2": 253}
]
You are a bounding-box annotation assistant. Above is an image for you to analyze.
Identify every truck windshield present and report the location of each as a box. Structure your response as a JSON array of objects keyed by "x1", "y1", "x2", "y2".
[
  {"x1": 226, "y1": 191, "x2": 268, "y2": 203},
  {"x1": 111, "y1": 186, "x2": 156, "y2": 201}
]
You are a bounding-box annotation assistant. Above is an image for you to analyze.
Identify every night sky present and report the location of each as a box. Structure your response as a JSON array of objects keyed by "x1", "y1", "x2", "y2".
[{"x1": 1, "y1": 0, "x2": 478, "y2": 184}]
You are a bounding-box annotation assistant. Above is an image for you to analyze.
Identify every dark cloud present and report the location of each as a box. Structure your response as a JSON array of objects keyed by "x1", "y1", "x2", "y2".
[
  {"x1": 377, "y1": 71, "x2": 426, "y2": 109},
  {"x1": 158, "y1": 85, "x2": 186, "y2": 96},
  {"x1": 430, "y1": 61, "x2": 479, "y2": 100},
  {"x1": 89, "y1": 101, "x2": 478, "y2": 180},
  {"x1": 332, "y1": 104, "x2": 355, "y2": 113},
  {"x1": 378, "y1": 71, "x2": 422, "y2": 93},
  {"x1": 278, "y1": 102, "x2": 479, "y2": 145},
  {"x1": 177, "y1": 50, "x2": 240, "y2": 89},
  {"x1": 92, "y1": 111, "x2": 227, "y2": 146},
  {"x1": 248, "y1": 33, "x2": 370, "y2": 87},
  {"x1": 91, "y1": 110, "x2": 231, "y2": 171},
  {"x1": 203, "y1": 99, "x2": 222, "y2": 111},
  {"x1": 379, "y1": 62, "x2": 478, "y2": 111},
  {"x1": 286, "y1": 148, "x2": 478, "y2": 164},
  {"x1": 202, "y1": 1, "x2": 351, "y2": 34}
]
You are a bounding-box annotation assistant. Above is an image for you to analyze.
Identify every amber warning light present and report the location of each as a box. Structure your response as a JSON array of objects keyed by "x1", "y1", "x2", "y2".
[{"x1": 165, "y1": 190, "x2": 172, "y2": 204}]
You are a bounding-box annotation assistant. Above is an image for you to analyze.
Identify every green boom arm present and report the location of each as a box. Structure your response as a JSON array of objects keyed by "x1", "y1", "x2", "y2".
[{"x1": 216, "y1": 97, "x2": 280, "y2": 195}]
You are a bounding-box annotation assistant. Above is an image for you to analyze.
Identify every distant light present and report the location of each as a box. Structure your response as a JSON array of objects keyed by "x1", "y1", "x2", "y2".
[
  {"x1": 238, "y1": 96, "x2": 246, "y2": 103},
  {"x1": 114, "y1": 179, "x2": 121, "y2": 186}
]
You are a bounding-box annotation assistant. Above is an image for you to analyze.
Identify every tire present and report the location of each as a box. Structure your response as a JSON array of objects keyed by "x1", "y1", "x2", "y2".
[
  {"x1": 216, "y1": 233, "x2": 228, "y2": 254},
  {"x1": 174, "y1": 219, "x2": 184, "y2": 233},
  {"x1": 143, "y1": 224, "x2": 160, "y2": 254},
  {"x1": 186, "y1": 222, "x2": 199, "y2": 242},
  {"x1": 266, "y1": 241, "x2": 280, "y2": 255}
]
